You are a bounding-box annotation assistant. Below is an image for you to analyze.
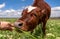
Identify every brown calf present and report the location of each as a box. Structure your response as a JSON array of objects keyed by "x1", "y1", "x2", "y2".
[
  {"x1": 14, "y1": 0, "x2": 51, "y2": 35},
  {"x1": 0, "y1": 21, "x2": 14, "y2": 31}
]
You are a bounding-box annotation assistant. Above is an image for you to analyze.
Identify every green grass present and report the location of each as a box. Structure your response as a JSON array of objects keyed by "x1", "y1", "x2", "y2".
[{"x1": 0, "y1": 18, "x2": 60, "y2": 39}]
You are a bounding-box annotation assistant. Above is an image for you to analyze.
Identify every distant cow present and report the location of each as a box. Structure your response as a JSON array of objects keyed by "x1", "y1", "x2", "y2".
[
  {"x1": 0, "y1": 21, "x2": 14, "y2": 31},
  {"x1": 14, "y1": 0, "x2": 51, "y2": 35}
]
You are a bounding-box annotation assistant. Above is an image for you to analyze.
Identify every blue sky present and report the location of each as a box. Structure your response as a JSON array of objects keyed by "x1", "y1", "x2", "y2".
[{"x1": 0, "y1": 0, "x2": 60, "y2": 10}]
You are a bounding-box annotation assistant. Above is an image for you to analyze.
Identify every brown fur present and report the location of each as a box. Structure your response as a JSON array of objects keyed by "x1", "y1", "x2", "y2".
[
  {"x1": 14, "y1": 0, "x2": 51, "y2": 35},
  {"x1": 0, "y1": 21, "x2": 14, "y2": 31}
]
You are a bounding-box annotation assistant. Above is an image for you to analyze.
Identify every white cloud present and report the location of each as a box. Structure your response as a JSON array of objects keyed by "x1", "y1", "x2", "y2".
[
  {"x1": 10, "y1": 9, "x2": 15, "y2": 12},
  {"x1": 51, "y1": 6, "x2": 60, "y2": 17},
  {"x1": 0, "y1": 3, "x2": 5, "y2": 9},
  {"x1": 5, "y1": 10, "x2": 11, "y2": 13},
  {"x1": 51, "y1": 6, "x2": 60, "y2": 11},
  {"x1": 5, "y1": 9, "x2": 16, "y2": 13},
  {"x1": 0, "y1": 9, "x2": 23, "y2": 18}
]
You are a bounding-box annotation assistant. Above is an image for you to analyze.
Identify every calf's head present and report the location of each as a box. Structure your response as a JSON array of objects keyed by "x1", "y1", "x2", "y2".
[{"x1": 14, "y1": 6, "x2": 44, "y2": 31}]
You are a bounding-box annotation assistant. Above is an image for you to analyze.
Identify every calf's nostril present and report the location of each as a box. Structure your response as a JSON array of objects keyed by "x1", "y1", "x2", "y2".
[{"x1": 18, "y1": 23, "x2": 23, "y2": 26}]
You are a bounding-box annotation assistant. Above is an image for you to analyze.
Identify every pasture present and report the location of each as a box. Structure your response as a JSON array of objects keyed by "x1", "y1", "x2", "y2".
[{"x1": 0, "y1": 18, "x2": 60, "y2": 39}]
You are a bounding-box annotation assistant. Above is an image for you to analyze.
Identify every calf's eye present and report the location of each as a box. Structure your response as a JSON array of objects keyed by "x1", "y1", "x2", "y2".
[
  {"x1": 33, "y1": 14, "x2": 37, "y2": 17},
  {"x1": 30, "y1": 13, "x2": 37, "y2": 17}
]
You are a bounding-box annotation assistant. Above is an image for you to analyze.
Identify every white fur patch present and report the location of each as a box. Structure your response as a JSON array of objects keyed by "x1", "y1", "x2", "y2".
[{"x1": 27, "y1": 6, "x2": 37, "y2": 12}]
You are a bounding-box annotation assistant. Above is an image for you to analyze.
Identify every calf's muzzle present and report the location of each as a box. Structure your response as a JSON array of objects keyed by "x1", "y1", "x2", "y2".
[{"x1": 14, "y1": 22, "x2": 23, "y2": 28}]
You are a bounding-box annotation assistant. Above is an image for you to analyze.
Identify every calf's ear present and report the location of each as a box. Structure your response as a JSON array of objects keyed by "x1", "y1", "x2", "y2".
[{"x1": 22, "y1": 9, "x2": 28, "y2": 15}]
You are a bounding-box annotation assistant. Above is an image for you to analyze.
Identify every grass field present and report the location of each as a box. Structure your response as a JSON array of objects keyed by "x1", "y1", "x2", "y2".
[{"x1": 0, "y1": 18, "x2": 60, "y2": 39}]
